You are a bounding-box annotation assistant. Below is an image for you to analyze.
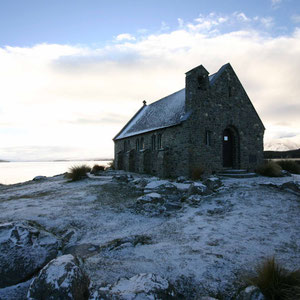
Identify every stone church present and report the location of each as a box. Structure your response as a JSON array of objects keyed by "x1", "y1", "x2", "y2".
[{"x1": 113, "y1": 63, "x2": 265, "y2": 178}]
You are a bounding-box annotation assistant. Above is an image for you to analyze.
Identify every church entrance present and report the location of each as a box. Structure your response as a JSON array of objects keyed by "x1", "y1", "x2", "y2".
[{"x1": 222, "y1": 128, "x2": 234, "y2": 168}]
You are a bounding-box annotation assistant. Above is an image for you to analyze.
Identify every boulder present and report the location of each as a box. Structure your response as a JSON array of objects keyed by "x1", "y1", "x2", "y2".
[
  {"x1": 176, "y1": 176, "x2": 188, "y2": 183},
  {"x1": 0, "y1": 221, "x2": 60, "y2": 288},
  {"x1": 144, "y1": 180, "x2": 171, "y2": 191},
  {"x1": 186, "y1": 195, "x2": 202, "y2": 205},
  {"x1": 280, "y1": 181, "x2": 300, "y2": 195},
  {"x1": 32, "y1": 176, "x2": 47, "y2": 181},
  {"x1": 99, "y1": 273, "x2": 176, "y2": 299},
  {"x1": 137, "y1": 193, "x2": 163, "y2": 204},
  {"x1": 27, "y1": 254, "x2": 90, "y2": 300},
  {"x1": 113, "y1": 175, "x2": 129, "y2": 182},
  {"x1": 187, "y1": 182, "x2": 210, "y2": 196},
  {"x1": 203, "y1": 176, "x2": 222, "y2": 191},
  {"x1": 237, "y1": 286, "x2": 265, "y2": 300}
]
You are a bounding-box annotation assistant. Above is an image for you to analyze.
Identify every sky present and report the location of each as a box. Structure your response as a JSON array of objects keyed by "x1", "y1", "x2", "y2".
[{"x1": 0, "y1": 0, "x2": 300, "y2": 161}]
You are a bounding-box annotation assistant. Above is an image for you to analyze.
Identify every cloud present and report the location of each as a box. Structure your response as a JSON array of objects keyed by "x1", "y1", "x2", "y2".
[
  {"x1": 291, "y1": 14, "x2": 300, "y2": 23},
  {"x1": 271, "y1": 0, "x2": 282, "y2": 8},
  {"x1": 115, "y1": 33, "x2": 136, "y2": 41},
  {"x1": 0, "y1": 13, "x2": 300, "y2": 159}
]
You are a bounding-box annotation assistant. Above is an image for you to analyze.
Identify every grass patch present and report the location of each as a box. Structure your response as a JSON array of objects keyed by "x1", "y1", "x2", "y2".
[
  {"x1": 65, "y1": 165, "x2": 91, "y2": 181},
  {"x1": 248, "y1": 257, "x2": 300, "y2": 300},
  {"x1": 276, "y1": 160, "x2": 300, "y2": 174},
  {"x1": 191, "y1": 166, "x2": 204, "y2": 180},
  {"x1": 107, "y1": 159, "x2": 115, "y2": 170},
  {"x1": 256, "y1": 161, "x2": 282, "y2": 177},
  {"x1": 91, "y1": 164, "x2": 106, "y2": 174}
]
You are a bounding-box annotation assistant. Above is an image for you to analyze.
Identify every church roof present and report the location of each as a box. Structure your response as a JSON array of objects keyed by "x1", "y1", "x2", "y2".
[{"x1": 113, "y1": 64, "x2": 228, "y2": 140}]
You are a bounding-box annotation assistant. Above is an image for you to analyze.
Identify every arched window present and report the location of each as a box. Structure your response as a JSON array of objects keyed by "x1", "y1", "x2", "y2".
[
  {"x1": 151, "y1": 135, "x2": 156, "y2": 150},
  {"x1": 127, "y1": 140, "x2": 131, "y2": 150},
  {"x1": 197, "y1": 75, "x2": 207, "y2": 90},
  {"x1": 124, "y1": 141, "x2": 126, "y2": 151},
  {"x1": 157, "y1": 134, "x2": 162, "y2": 149},
  {"x1": 205, "y1": 130, "x2": 212, "y2": 146},
  {"x1": 141, "y1": 137, "x2": 144, "y2": 149},
  {"x1": 136, "y1": 138, "x2": 140, "y2": 151}
]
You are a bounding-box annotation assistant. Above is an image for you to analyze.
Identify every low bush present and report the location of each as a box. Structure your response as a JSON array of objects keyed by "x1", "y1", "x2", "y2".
[
  {"x1": 248, "y1": 257, "x2": 300, "y2": 299},
  {"x1": 107, "y1": 160, "x2": 115, "y2": 170},
  {"x1": 65, "y1": 165, "x2": 91, "y2": 181},
  {"x1": 256, "y1": 161, "x2": 282, "y2": 177},
  {"x1": 191, "y1": 166, "x2": 204, "y2": 180},
  {"x1": 276, "y1": 160, "x2": 300, "y2": 174},
  {"x1": 91, "y1": 164, "x2": 105, "y2": 174}
]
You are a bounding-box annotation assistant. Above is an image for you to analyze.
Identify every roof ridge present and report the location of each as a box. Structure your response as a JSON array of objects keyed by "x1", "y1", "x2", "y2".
[{"x1": 148, "y1": 88, "x2": 185, "y2": 107}]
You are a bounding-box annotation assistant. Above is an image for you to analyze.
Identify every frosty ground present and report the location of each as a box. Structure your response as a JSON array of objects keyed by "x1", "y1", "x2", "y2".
[{"x1": 0, "y1": 170, "x2": 299, "y2": 299}]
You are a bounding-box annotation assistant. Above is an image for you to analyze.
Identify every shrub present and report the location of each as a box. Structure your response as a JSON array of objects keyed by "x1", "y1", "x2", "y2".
[
  {"x1": 191, "y1": 166, "x2": 204, "y2": 180},
  {"x1": 91, "y1": 164, "x2": 105, "y2": 174},
  {"x1": 65, "y1": 165, "x2": 90, "y2": 181},
  {"x1": 248, "y1": 257, "x2": 300, "y2": 299},
  {"x1": 276, "y1": 160, "x2": 300, "y2": 174},
  {"x1": 107, "y1": 160, "x2": 115, "y2": 170},
  {"x1": 256, "y1": 161, "x2": 282, "y2": 177}
]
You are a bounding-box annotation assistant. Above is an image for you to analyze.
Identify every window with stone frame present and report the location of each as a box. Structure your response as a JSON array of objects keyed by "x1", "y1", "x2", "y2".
[
  {"x1": 205, "y1": 130, "x2": 212, "y2": 146},
  {"x1": 197, "y1": 75, "x2": 207, "y2": 90},
  {"x1": 136, "y1": 138, "x2": 140, "y2": 151},
  {"x1": 157, "y1": 133, "x2": 162, "y2": 149},
  {"x1": 151, "y1": 135, "x2": 156, "y2": 150},
  {"x1": 127, "y1": 140, "x2": 131, "y2": 150},
  {"x1": 141, "y1": 137, "x2": 144, "y2": 149},
  {"x1": 124, "y1": 140, "x2": 127, "y2": 151}
]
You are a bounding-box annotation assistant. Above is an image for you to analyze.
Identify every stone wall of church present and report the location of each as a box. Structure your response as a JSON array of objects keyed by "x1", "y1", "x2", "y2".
[
  {"x1": 185, "y1": 64, "x2": 264, "y2": 175},
  {"x1": 114, "y1": 64, "x2": 264, "y2": 178},
  {"x1": 114, "y1": 122, "x2": 190, "y2": 178}
]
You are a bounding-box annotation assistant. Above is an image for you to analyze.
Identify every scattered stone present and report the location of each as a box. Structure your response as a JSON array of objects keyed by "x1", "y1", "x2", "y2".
[
  {"x1": 280, "y1": 181, "x2": 300, "y2": 196},
  {"x1": 176, "y1": 176, "x2": 188, "y2": 183},
  {"x1": 137, "y1": 193, "x2": 163, "y2": 204},
  {"x1": 144, "y1": 180, "x2": 170, "y2": 191},
  {"x1": 64, "y1": 243, "x2": 100, "y2": 259},
  {"x1": 132, "y1": 178, "x2": 148, "y2": 188},
  {"x1": 186, "y1": 194, "x2": 202, "y2": 205},
  {"x1": 27, "y1": 254, "x2": 90, "y2": 300},
  {"x1": 236, "y1": 285, "x2": 265, "y2": 300},
  {"x1": 32, "y1": 176, "x2": 47, "y2": 181},
  {"x1": 101, "y1": 235, "x2": 152, "y2": 252},
  {"x1": 281, "y1": 170, "x2": 291, "y2": 177},
  {"x1": 0, "y1": 221, "x2": 60, "y2": 288},
  {"x1": 203, "y1": 176, "x2": 222, "y2": 191},
  {"x1": 199, "y1": 297, "x2": 218, "y2": 300},
  {"x1": 99, "y1": 273, "x2": 176, "y2": 299},
  {"x1": 173, "y1": 182, "x2": 192, "y2": 192},
  {"x1": 0, "y1": 279, "x2": 32, "y2": 300},
  {"x1": 188, "y1": 182, "x2": 210, "y2": 196},
  {"x1": 113, "y1": 174, "x2": 133, "y2": 183}
]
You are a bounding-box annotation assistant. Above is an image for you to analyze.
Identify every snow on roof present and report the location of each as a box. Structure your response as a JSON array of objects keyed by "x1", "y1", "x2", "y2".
[
  {"x1": 115, "y1": 89, "x2": 187, "y2": 140},
  {"x1": 114, "y1": 64, "x2": 228, "y2": 140}
]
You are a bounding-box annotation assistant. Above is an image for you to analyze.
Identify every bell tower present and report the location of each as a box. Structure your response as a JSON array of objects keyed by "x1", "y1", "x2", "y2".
[{"x1": 185, "y1": 64, "x2": 209, "y2": 111}]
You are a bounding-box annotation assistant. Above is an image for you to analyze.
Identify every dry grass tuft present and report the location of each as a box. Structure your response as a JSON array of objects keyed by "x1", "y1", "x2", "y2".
[
  {"x1": 249, "y1": 257, "x2": 300, "y2": 300},
  {"x1": 65, "y1": 165, "x2": 91, "y2": 181},
  {"x1": 91, "y1": 164, "x2": 106, "y2": 174},
  {"x1": 276, "y1": 160, "x2": 300, "y2": 174},
  {"x1": 191, "y1": 166, "x2": 204, "y2": 180},
  {"x1": 256, "y1": 161, "x2": 282, "y2": 177}
]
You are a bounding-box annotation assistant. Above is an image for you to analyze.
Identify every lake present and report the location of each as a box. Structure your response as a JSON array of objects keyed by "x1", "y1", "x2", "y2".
[{"x1": 0, "y1": 161, "x2": 112, "y2": 185}]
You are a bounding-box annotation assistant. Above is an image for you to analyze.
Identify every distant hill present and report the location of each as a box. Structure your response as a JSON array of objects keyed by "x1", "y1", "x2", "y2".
[
  {"x1": 264, "y1": 148, "x2": 300, "y2": 159},
  {"x1": 0, "y1": 159, "x2": 9, "y2": 162}
]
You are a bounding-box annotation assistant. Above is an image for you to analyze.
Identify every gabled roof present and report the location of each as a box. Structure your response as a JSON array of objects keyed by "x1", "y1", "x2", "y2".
[{"x1": 113, "y1": 64, "x2": 228, "y2": 140}]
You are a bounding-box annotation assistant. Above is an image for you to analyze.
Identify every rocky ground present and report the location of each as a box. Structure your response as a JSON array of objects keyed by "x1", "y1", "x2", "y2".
[{"x1": 0, "y1": 170, "x2": 299, "y2": 299}]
